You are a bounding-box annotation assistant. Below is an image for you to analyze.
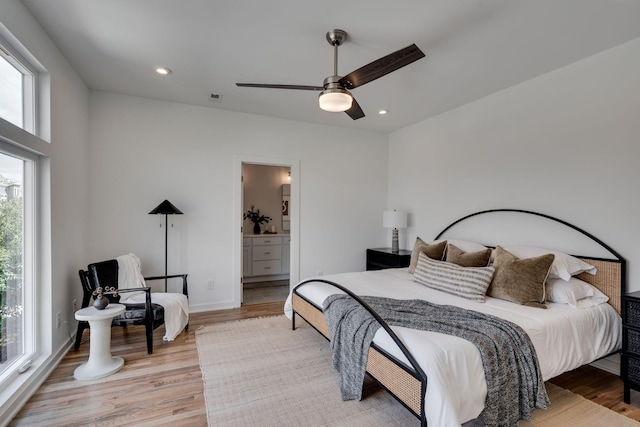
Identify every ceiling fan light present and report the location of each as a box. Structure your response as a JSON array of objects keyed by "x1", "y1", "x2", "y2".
[{"x1": 318, "y1": 89, "x2": 353, "y2": 112}]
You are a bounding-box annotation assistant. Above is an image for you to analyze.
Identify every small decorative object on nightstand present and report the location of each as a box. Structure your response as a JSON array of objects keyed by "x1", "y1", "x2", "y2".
[
  {"x1": 623, "y1": 291, "x2": 640, "y2": 403},
  {"x1": 366, "y1": 248, "x2": 411, "y2": 271}
]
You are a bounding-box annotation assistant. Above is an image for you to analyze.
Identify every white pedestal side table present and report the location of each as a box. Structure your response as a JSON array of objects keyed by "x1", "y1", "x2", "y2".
[{"x1": 74, "y1": 303, "x2": 126, "y2": 380}]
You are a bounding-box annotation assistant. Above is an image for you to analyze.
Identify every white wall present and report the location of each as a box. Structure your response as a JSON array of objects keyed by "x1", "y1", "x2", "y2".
[
  {"x1": 388, "y1": 37, "x2": 640, "y2": 291},
  {"x1": 0, "y1": 0, "x2": 89, "y2": 420},
  {"x1": 88, "y1": 91, "x2": 388, "y2": 310}
]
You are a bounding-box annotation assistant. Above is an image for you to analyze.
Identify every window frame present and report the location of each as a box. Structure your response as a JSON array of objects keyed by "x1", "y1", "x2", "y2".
[
  {"x1": 0, "y1": 143, "x2": 38, "y2": 389},
  {"x1": 0, "y1": 26, "x2": 48, "y2": 414},
  {"x1": 0, "y1": 36, "x2": 37, "y2": 135}
]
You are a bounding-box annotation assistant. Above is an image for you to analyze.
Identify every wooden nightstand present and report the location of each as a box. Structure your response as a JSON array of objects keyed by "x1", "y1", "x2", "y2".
[
  {"x1": 366, "y1": 248, "x2": 412, "y2": 271},
  {"x1": 622, "y1": 291, "x2": 640, "y2": 403}
]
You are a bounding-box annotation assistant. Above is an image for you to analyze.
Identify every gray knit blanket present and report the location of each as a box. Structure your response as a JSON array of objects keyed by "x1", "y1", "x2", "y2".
[{"x1": 322, "y1": 294, "x2": 550, "y2": 427}]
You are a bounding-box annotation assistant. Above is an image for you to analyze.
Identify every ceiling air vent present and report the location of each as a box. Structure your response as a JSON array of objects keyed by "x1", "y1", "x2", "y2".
[{"x1": 209, "y1": 93, "x2": 223, "y2": 103}]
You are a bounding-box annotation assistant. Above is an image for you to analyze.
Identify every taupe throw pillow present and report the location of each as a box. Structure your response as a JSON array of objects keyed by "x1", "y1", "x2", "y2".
[
  {"x1": 407, "y1": 237, "x2": 447, "y2": 274},
  {"x1": 445, "y1": 244, "x2": 492, "y2": 267},
  {"x1": 487, "y1": 246, "x2": 555, "y2": 309}
]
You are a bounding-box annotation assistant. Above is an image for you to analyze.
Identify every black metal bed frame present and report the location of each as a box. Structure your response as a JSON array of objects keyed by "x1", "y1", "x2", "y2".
[{"x1": 291, "y1": 208, "x2": 626, "y2": 427}]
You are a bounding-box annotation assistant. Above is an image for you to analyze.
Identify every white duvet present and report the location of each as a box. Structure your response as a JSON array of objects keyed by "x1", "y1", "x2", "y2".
[{"x1": 283, "y1": 268, "x2": 621, "y2": 427}]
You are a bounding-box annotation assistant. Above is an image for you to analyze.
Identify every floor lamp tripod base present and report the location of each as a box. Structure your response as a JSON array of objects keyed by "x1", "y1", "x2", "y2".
[{"x1": 163, "y1": 214, "x2": 168, "y2": 292}]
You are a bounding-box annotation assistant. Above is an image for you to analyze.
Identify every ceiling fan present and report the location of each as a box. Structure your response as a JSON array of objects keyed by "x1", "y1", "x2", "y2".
[{"x1": 236, "y1": 29, "x2": 425, "y2": 120}]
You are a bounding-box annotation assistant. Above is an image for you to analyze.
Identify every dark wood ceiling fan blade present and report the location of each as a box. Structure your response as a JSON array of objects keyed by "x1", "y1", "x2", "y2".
[
  {"x1": 236, "y1": 83, "x2": 323, "y2": 91},
  {"x1": 339, "y1": 44, "x2": 425, "y2": 89},
  {"x1": 345, "y1": 98, "x2": 365, "y2": 120}
]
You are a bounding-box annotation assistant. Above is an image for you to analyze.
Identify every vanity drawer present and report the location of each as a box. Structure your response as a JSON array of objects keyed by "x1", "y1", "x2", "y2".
[
  {"x1": 252, "y1": 245, "x2": 282, "y2": 261},
  {"x1": 252, "y1": 260, "x2": 282, "y2": 275},
  {"x1": 253, "y1": 236, "x2": 282, "y2": 246}
]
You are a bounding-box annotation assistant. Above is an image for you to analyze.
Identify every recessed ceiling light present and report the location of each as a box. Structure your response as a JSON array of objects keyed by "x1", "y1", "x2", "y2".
[
  {"x1": 154, "y1": 66, "x2": 172, "y2": 75},
  {"x1": 378, "y1": 110, "x2": 388, "y2": 115}
]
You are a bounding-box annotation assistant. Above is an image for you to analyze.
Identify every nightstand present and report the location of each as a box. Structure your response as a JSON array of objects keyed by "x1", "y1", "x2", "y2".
[
  {"x1": 622, "y1": 291, "x2": 640, "y2": 403},
  {"x1": 366, "y1": 248, "x2": 412, "y2": 271}
]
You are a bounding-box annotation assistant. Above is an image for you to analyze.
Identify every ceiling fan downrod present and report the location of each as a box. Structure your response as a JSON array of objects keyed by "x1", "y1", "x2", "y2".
[{"x1": 326, "y1": 29, "x2": 347, "y2": 77}]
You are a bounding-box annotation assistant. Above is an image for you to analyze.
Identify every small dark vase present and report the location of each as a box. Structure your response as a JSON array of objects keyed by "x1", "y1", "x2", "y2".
[
  {"x1": 93, "y1": 296, "x2": 109, "y2": 310},
  {"x1": 253, "y1": 223, "x2": 261, "y2": 234}
]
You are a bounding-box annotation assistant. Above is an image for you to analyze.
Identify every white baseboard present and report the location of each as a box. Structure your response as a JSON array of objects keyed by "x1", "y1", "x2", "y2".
[
  {"x1": 189, "y1": 301, "x2": 236, "y2": 313},
  {"x1": 0, "y1": 337, "x2": 73, "y2": 426},
  {"x1": 243, "y1": 274, "x2": 289, "y2": 284},
  {"x1": 590, "y1": 353, "x2": 620, "y2": 376}
]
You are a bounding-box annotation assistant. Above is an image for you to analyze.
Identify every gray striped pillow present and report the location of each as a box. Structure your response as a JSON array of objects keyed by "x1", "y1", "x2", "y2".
[{"x1": 413, "y1": 252, "x2": 495, "y2": 302}]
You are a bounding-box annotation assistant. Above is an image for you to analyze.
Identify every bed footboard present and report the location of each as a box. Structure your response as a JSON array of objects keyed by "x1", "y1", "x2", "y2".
[{"x1": 292, "y1": 282, "x2": 426, "y2": 425}]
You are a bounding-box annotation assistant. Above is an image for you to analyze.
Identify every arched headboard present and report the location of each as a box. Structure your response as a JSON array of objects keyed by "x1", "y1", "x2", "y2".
[{"x1": 434, "y1": 209, "x2": 626, "y2": 315}]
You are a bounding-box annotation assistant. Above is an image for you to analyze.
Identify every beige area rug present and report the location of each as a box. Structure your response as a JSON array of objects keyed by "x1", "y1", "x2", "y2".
[{"x1": 196, "y1": 315, "x2": 638, "y2": 426}]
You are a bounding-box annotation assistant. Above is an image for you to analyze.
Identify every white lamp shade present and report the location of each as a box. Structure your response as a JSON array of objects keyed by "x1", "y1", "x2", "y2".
[
  {"x1": 318, "y1": 90, "x2": 353, "y2": 112},
  {"x1": 383, "y1": 210, "x2": 407, "y2": 229}
]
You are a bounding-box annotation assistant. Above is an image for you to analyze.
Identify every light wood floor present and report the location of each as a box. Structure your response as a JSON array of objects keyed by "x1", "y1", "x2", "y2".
[{"x1": 9, "y1": 301, "x2": 640, "y2": 426}]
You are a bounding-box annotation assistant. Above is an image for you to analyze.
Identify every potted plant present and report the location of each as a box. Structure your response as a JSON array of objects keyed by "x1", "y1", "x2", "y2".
[{"x1": 244, "y1": 205, "x2": 272, "y2": 234}]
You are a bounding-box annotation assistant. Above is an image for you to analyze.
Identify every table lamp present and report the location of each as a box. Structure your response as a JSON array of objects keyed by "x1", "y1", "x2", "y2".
[{"x1": 383, "y1": 210, "x2": 407, "y2": 253}]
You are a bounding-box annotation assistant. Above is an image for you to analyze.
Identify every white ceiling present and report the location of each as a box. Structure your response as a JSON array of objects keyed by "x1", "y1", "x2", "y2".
[{"x1": 20, "y1": 0, "x2": 640, "y2": 134}]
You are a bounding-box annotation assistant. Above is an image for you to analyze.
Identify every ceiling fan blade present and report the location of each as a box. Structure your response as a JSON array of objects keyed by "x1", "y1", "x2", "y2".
[
  {"x1": 345, "y1": 98, "x2": 365, "y2": 120},
  {"x1": 236, "y1": 83, "x2": 323, "y2": 91},
  {"x1": 339, "y1": 44, "x2": 425, "y2": 90}
]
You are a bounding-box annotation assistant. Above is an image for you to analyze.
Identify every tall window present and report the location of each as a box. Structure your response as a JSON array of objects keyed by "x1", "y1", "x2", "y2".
[{"x1": 0, "y1": 36, "x2": 38, "y2": 389}]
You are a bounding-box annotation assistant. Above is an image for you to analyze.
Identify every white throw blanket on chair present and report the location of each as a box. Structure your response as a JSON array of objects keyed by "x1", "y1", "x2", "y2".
[{"x1": 116, "y1": 253, "x2": 189, "y2": 341}]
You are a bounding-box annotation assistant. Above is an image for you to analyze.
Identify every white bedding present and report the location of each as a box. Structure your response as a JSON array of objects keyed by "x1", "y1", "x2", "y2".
[{"x1": 284, "y1": 268, "x2": 622, "y2": 427}]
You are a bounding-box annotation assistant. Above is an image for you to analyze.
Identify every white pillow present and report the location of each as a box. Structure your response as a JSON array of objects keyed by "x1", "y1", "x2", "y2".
[
  {"x1": 546, "y1": 277, "x2": 608, "y2": 308},
  {"x1": 433, "y1": 239, "x2": 489, "y2": 253},
  {"x1": 503, "y1": 246, "x2": 597, "y2": 281}
]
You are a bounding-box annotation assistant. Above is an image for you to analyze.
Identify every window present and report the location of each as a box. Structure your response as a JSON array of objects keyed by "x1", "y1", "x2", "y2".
[
  {"x1": 0, "y1": 147, "x2": 35, "y2": 390},
  {"x1": 0, "y1": 152, "x2": 27, "y2": 379},
  {"x1": 0, "y1": 39, "x2": 36, "y2": 134},
  {"x1": 0, "y1": 36, "x2": 39, "y2": 392}
]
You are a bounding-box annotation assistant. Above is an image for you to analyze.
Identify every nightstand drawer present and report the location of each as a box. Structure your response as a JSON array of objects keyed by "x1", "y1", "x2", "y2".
[
  {"x1": 625, "y1": 299, "x2": 640, "y2": 325},
  {"x1": 627, "y1": 355, "x2": 640, "y2": 385},
  {"x1": 626, "y1": 327, "x2": 640, "y2": 356},
  {"x1": 366, "y1": 248, "x2": 412, "y2": 271}
]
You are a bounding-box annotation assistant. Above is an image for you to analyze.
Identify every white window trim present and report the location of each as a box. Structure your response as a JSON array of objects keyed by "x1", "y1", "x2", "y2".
[
  {"x1": 0, "y1": 35, "x2": 38, "y2": 136},
  {"x1": 0, "y1": 25, "x2": 52, "y2": 422},
  {"x1": 0, "y1": 144, "x2": 38, "y2": 389}
]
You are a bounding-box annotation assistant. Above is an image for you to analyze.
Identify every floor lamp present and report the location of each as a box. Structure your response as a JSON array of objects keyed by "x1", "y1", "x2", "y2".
[{"x1": 149, "y1": 200, "x2": 183, "y2": 291}]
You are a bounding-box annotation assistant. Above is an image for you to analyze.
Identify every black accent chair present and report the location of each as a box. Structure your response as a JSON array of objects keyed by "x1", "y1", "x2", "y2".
[{"x1": 75, "y1": 259, "x2": 188, "y2": 354}]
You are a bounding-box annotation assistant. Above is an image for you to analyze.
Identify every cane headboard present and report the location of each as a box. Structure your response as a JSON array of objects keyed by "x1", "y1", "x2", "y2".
[{"x1": 434, "y1": 209, "x2": 626, "y2": 315}]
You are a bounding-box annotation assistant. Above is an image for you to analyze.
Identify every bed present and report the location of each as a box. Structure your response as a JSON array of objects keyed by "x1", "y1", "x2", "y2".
[{"x1": 284, "y1": 209, "x2": 625, "y2": 427}]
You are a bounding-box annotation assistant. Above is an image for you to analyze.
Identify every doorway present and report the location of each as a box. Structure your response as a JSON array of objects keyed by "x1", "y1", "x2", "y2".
[
  {"x1": 232, "y1": 155, "x2": 300, "y2": 308},
  {"x1": 242, "y1": 163, "x2": 290, "y2": 304}
]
